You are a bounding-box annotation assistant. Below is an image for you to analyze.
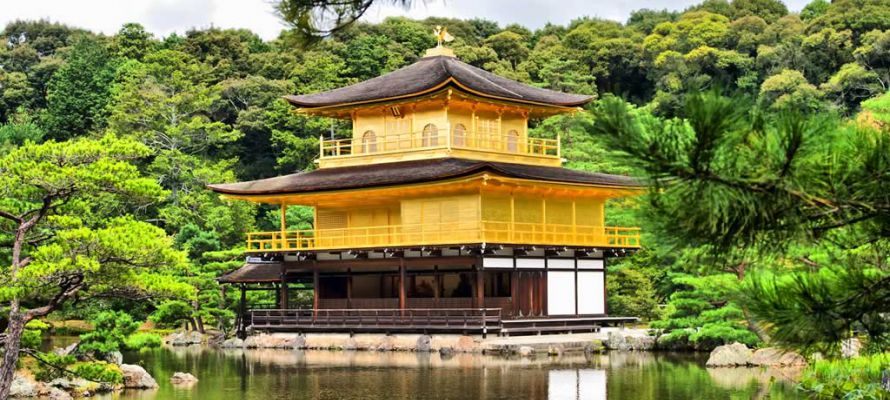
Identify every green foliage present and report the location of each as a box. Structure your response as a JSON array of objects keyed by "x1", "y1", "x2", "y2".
[
  {"x1": 123, "y1": 332, "x2": 162, "y2": 350},
  {"x1": 42, "y1": 36, "x2": 117, "y2": 140},
  {"x1": 149, "y1": 300, "x2": 194, "y2": 328},
  {"x1": 650, "y1": 272, "x2": 759, "y2": 350},
  {"x1": 606, "y1": 262, "x2": 663, "y2": 321},
  {"x1": 32, "y1": 352, "x2": 76, "y2": 382},
  {"x1": 78, "y1": 311, "x2": 139, "y2": 355},
  {"x1": 799, "y1": 353, "x2": 890, "y2": 399},
  {"x1": 69, "y1": 362, "x2": 123, "y2": 384}
]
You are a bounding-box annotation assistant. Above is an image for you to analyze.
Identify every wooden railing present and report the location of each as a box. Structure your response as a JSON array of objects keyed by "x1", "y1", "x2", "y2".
[
  {"x1": 249, "y1": 308, "x2": 503, "y2": 332},
  {"x1": 320, "y1": 126, "x2": 560, "y2": 161},
  {"x1": 246, "y1": 221, "x2": 640, "y2": 252}
]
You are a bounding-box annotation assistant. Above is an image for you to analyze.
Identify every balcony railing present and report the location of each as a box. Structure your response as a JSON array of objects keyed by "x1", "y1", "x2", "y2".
[
  {"x1": 319, "y1": 125, "x2": 560, "y2": 162},
  {"x1": 246, "y1": 221, "x2": 640, "y2": 252}
]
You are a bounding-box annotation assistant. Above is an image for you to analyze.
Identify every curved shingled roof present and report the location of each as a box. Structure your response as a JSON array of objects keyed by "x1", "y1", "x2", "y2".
[
  {"x1": 283, "y1": 55, "x2": 594, "y2": 108},
  {"x1": 207, "y1": 158, "x2": 641, "y2": 196}
]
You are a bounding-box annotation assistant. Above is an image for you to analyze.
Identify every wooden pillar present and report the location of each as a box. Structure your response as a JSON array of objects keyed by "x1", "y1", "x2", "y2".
[
  {"x1": 346, "y1": 268, "x2": 353, "y2": 309},
  {"x1": 399, "y1": 258, "x2": 406, "y2": 311},
  {"x1": 237, "y1": 285, "x2": 247, "y2": 339},
  {"x1": 312, "y1": 268, "x2": 319, "y2": 314},
  {"x1": 280, "y1": 283, "x2": 289, "y2": 309},
  {"x1": 476, "y1": 266, "x2": 484, "y2": 309},
  {"x1": 527, "y1": 272, "x2": 535, "y2": 316},
  {"x1": 279, "y1": 202, "x2": 287, "y2": 250},
  {"x1": 433, "y1": 266, "x2": 440, "y2": 308},
  {"x1": 510, "y1": 268, "x2": 519, "y2": 317}
]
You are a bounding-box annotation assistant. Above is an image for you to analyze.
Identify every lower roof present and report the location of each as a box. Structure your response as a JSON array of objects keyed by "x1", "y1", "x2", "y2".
[
  {"x1": 207, "y1": 158, "x2": 641, "y2": 197},
  {"x1": 218, "y1": 263, "x2": 281, "y2": 284}
]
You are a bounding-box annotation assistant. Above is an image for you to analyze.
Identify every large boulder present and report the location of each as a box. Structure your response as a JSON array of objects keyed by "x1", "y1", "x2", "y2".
[
  {"x1": 415, "y1": 335, "x2": 432, "y2": 352},
  {"x1": 220, "y1": 337, "x2": 244, "y2": 348},
  {"x1": 166, "y1": 331, "x2": 204, "y2": 346},
  {"x1": 750, "y1": 347, "x2": 807, "y2": 367},
  {"x1": 455, "y1": 336, "x2": 479, "y2": 353},
  {"x1": 48, "y1": 377, "x2": 105, "y2": 396},
  {"x1": 706, "y1": 342, "x2": 753, "y2": 367},
  {"x1": 606, "y1": 331, "x2": 656, "y2": 351},
  {"x1": 120, "y1": 364, "x2": 159, "y2": 389},
  {"x1": 47, "y1": 387, "x2": 73, "y2": 400},
  {"x1": 9, "y1": 373, "x2": 38, "y2": 398}
]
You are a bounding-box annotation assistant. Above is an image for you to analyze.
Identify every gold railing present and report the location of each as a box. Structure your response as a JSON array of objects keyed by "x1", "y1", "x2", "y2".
[
  {"x1": 319, "y1": 125, "x2": 560, "y2": 160},
  {"x1": 246, "y1": 221, "x2": 640, "y2": 252}
]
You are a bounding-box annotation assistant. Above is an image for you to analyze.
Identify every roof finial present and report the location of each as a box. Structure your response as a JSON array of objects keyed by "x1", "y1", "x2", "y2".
[
  {"x1": 434, "y1": 26, "x2": 454, "y2": 47},
  {"x1": 425, "y1": 26, "x2": 456, "y2": 58}
]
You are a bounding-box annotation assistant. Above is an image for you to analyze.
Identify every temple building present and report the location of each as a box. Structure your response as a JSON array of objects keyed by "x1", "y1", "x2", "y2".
[{"x1": 210, "y1": 39, "x2": 642, "y2": 337}]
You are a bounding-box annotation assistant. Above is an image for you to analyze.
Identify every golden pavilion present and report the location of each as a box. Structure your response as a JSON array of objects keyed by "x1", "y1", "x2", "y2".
[{"x1": 210, "y1": 40, "x2": 642, "y2": 337}]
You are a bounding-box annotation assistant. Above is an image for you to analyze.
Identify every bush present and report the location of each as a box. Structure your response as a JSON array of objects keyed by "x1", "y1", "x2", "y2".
[
  {"x1": 32, "y1": 352, "x2": 76, "y2": 382},
  {"x1": 78, "y1": 311, "x2": 139, "y2": 355},
  {"x1": 651, "y1": 273, "x2": 761, "y2": 350},
  {"x1": 149, "y1": 300, "x2": 193, "y2": 328},
  {"x1": 799, "y1": 353, "x2": 890, "y2": 399},
  {"x1": 70, "y1": 361, "x2": 124, "y2": 384},
  {"x1": 123, "y1": 332, "x2": 162, "y2": 350}
]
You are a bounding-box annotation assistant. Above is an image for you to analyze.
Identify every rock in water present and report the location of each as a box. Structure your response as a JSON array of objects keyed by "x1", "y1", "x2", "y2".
[
  {"x1": 170, "y1": 372, "x2": 199, "y2": 384},
  {"x1": 750, "y1": 347, "x2": 807, "y2": 367},
  {"x1": 47, "y1": 387, "x2": 73, "y2": 400},
  {"x1": 706, "y1": 342, "x2": 754, "y2": 367},
  {"x1": 220, "y1": 337, "x2": 244, "y2": 348},
  {"x1": 120, "y1": 364, "x2": 159, "y2": 389},
  {"x1": 519, "y1": 346, "x2": 535, "y2": 357},
  {"x1": 415, "y1": 335, "x2": 432, "y2": 352}
]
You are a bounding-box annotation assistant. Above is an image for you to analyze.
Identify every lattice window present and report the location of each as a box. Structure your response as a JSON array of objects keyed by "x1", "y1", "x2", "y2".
[{"x1": 317, "y1": 210, "x2": 347, "y2": 229}]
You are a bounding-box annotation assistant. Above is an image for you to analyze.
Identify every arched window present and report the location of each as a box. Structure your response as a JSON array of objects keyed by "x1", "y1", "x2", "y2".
[
  {"x1": 506, "y1": 130, "x2": 519, "y2": 153},
  {"x1": 452, "y1": 124, "x2": 467, "y2": 147},
  {"x1": 422, "y1": 123, "x2": 438, "y2": 147},
  {"x1": 361, "y1": 130, "x2": 377, "y2": 153}
]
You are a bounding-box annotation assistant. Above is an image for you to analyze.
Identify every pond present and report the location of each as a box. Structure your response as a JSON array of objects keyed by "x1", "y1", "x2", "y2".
[{"x1": 81, "y1": 344, "x2": 804, "y2": 400}]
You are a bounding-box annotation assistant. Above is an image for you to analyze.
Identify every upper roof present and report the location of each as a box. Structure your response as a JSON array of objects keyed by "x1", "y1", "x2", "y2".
[
  {"x1": 283, "y1": 55, "x2": 594, "y2": 109},
  {"x1": 207, "y1": 158, "x2": 641, "y2": 196}
]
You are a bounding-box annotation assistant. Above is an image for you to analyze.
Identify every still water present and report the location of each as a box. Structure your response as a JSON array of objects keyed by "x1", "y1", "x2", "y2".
[{"x1": 87, "y1": 346, "x2": 803, "y2": 400}]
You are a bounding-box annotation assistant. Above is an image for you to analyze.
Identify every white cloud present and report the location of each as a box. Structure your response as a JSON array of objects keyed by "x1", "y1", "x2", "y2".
[{"x1": 1, "y1": 0, "x2": 813, "y2": 41}]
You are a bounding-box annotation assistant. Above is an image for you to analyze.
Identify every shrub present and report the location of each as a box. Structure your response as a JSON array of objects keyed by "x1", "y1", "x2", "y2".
[
  {"x1": 78, "y1": 311, "x2": 139, "y2": 355},
  {"x1": 123, "y1": 332, "x2": 162, "y2": 350},
  {"x1": 799, "y1": 353, "x2": 890, "y2": 399}
]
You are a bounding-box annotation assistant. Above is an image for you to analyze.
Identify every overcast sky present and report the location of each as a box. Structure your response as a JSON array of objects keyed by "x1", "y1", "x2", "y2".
[{"x1": 4, "y1": 0, "x2": 812, "y2": 41}]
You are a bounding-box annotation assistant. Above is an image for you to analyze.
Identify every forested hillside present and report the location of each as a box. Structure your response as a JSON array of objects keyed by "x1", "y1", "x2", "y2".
[{"x1": 1, "y1": 1, "x2": 889, "y2": 392}]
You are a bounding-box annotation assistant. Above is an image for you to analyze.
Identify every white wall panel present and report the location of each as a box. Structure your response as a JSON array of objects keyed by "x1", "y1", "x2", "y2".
[
  {"x1": 547, "y1": 271, "x2": 576, "y2": 315},
  {"x1": 548, "y1": 258, "x2": 575, "y2": 269},
  {"x1": 578, "y1": 259, "x2": 604, "y2": 270},
  {"x1": 577, "y1": 271, "x2": 605, "y2": 315},
  {"x1": 482, "y1": 257, "x2": 513, "y2": 269}
]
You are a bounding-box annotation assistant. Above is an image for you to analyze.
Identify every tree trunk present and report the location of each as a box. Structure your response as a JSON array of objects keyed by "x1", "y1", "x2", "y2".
[
  {"x1": 189, "y1": 318, "x2": 198, "y2": 332},
  {"x1": 195, "y1": 316, "x2": 205, "y2": 334},
  {"x1": 0, "y1": 311, "x2": 27, "y2": 399}
]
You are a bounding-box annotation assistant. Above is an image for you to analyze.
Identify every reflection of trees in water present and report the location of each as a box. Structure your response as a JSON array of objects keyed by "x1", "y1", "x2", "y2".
[{"x1": 128, "y1": 347, "x2": 800, "y2": 400}]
